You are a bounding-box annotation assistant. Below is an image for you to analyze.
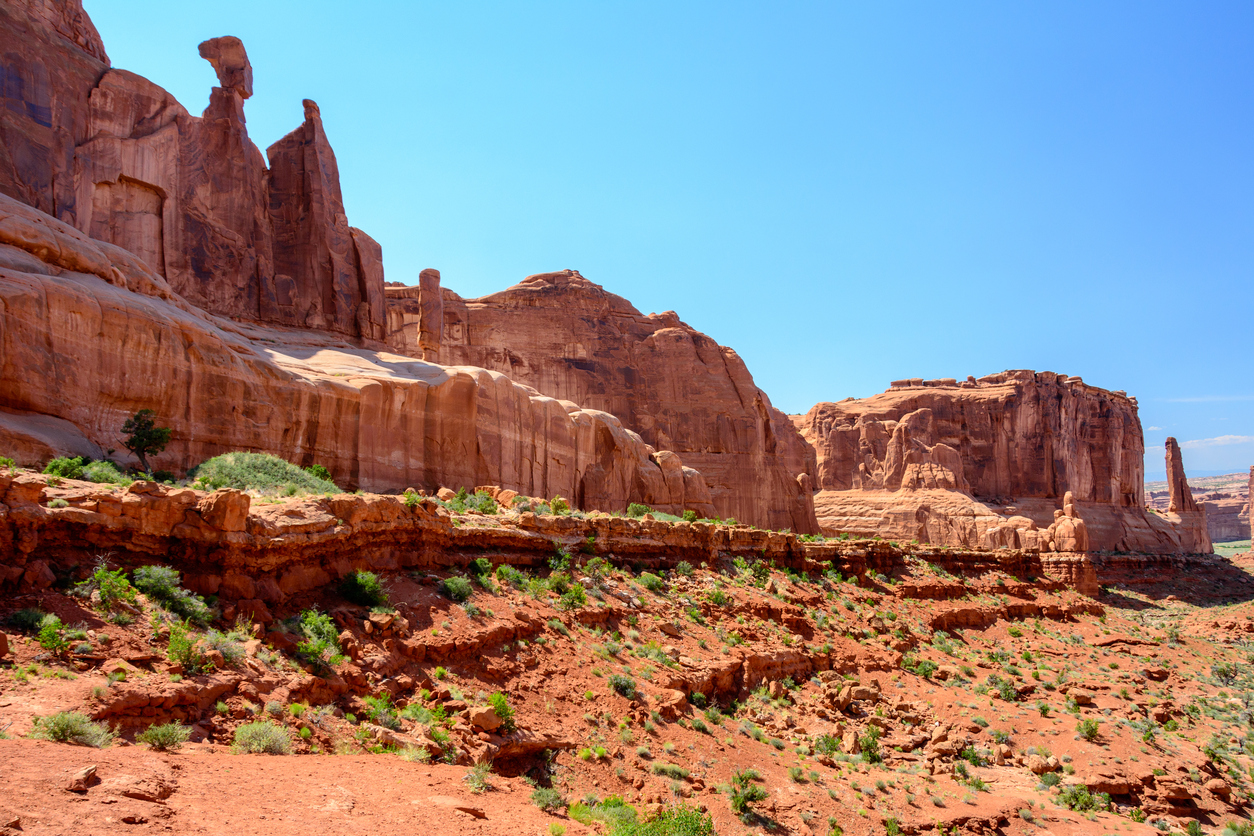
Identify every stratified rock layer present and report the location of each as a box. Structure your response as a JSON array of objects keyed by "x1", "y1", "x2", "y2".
[
  {"x1": 0, "y1": 192, "x2": 712, "y2": 515},
  {"x1": 387, "y1": 270, "x2": 818, "y2": 533},
  {"x1": 798, "y1": 372, "x2": 1211, "y2": 554}
]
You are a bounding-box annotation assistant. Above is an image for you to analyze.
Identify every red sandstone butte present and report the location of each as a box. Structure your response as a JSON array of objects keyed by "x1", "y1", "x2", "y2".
[
  {"x1": 796, "y1": 371, "x2": 1212, "y2": 555},
  {"x1": 387, "y1": 269, "x2": 818, "y2": 533}
]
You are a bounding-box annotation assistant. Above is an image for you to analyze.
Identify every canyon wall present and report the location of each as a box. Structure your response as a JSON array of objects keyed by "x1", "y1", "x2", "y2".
[
  {"x1": 796, "y1": 371, "x2": 1211, "y2": 554},
  {"x1": 0, "y1": 192, "x2": 713, "y2": 515},
  {"x1": 0, "y1": 2, "x2": 715, "y2": 516},
  {"x1": 1, "y1": 3, "x2": 386, "y2": 341},
  {"x1": 386, "y1": 270, "x2": 818, "y2": 533}
]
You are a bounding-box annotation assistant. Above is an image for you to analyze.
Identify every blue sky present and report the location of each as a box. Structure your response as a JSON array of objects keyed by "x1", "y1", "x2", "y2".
[{"x1": 87, "y1": 1, "x2": 1252, "y2": 481}]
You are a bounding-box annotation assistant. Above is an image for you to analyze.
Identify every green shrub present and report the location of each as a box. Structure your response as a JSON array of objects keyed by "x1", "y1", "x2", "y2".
[
  {"x1": 609, "y1": 674, "x2": 637, "y2": 699},
  {"x1": 232, "y1": 721, "x2": 291, "y2": 754},
  {"x1": 610, "y1": 804, "x2": 712, "y2": 836},
  {"x1": 1040, "y1": 772, "x2": 1061, "y2": 788},
  {"x1": 203, "y1": 629, "x2": 245, "y2": 667},
  {"x1": 37, "y1": 615, "x2": 68, "y2": 655},
  {"x1": 681, "y1": 510, "x2": 698, "y2": 523},
  {"x1": 639, "y1": 573, "x2": 665, "y2": 593},
  {"x1": 30, "y1": 711, "x2": 114, "y2": 747},
  {"x1": 132, "y1": 565, "x2": 212, "y2": 625},
  {"x1": 0, "y1": 456, "x2": 15, "y2": 471},
  {"x1": 189, "y1": 452, "x2": 337, "y2": 495},
  {"x1": 440, "y1": 576, "x2": 474, "y2": 603},
  {"x1": 557, "y1": 584, "x2": 587, "y2": 611},
  {"x1": 488, "y1": 692, "x2": 516, "y2": 732},
  {"x1": 626, "y1": 503, "x2": 652, "y2": 518},
  {"x1": 340, "y1": 570, "x2": 389, "y2": 607},
  {"x1": 467, "y1": 557, "x2": 493, "y2": 578},
  {"x1": 82, "y1": 460, "x2": 132, "y2": 486},
  {"x1": 43, "y1": 456, "x2": 86, "y2": 480},
  {"x1": 815, "y1": 733, "x2": 840, "y2": 755},
  {"x1": 8, "y1": 608, "x2": 48, "y2": 632},
  {"x1": 294, "y1": 609, "x2": 344, "y2": 670},
  {"x1": 305, "y1": 464, "x2": 335, "y2": 484},
  {"x1": 363, "y1": 693, "x2": 401, "y2": 730},
  {"x1": 136, "y1": 722, "x2": 191, "y2": 751},
  {"x1": 166, "y1": 620, "x2": 205, "y2": 673},
  {"x1": 78, "y1": 562, "x2": 137, "y2": 613},
  {"x1": 550, "y1": 496, "x2": 570, "y2": 515},
  {"x1": 495, "y1": 564, "x2": 528, "y2": 589},
  {"x1": 1057, "y1": 784, "x2": 1109, "y2": 812},
  {"x1": 1077, "y1": 719, "x2": 1100, "y2": 742},
  {"x1": 729, "y1": 770, "x2": 768, "y2": 816},
  {"x1": 652, "y1": 763, "x2": 689, "y2": 780},
  {"x1": 859, "y1": 725, "x2": 883, "y2": 763},
  {"x1": 674, "y1": 561, "x2": 694, "y2": 577},
  {"x1": 531, "y1": 787, "x2": 566, "y2": 812}
]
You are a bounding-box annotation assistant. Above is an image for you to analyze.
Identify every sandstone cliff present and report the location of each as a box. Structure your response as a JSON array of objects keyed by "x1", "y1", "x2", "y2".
[
  {"x1": 387, "y1": 269, "x2": 818, "y2": 533},
  {"x1": 0, "y1": 191, "x2": 713, "y2": 515},
  {"x1": 1, "y1": 4, "x2": 386, "y2": 341},
  {"x1": 1164, "y1": 436, "x2": 1212, "y2": 554},
  {"x1": 797, "y1": 372, "x2": 1211, "y2": 554},
  {"x1": 0, "y1": 4, "x2": 716, "y2": 516}
]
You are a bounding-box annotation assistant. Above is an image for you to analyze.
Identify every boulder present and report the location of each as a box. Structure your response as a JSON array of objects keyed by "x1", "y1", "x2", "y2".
[{"x1": 468, "y1": 706, "x2": 502, "y2": 732}]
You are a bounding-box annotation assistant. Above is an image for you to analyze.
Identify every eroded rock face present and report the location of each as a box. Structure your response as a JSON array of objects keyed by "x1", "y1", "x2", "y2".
[
  {"x1": 1164, "y1": 437, "x2": 1211, "y2": 554},
  {"x1": 0, "y1": 191, "x2": 712, "y2": 515},
  {"x1": 0, "y1": 5, "x2": 387, "y2": 341},
  {"x1": 0, "y1": 0, "x2": 108, "y2": 224},
  {"x1": 798, "y1": 372, "x2": 1211, "y2": 554},
  {"x1": 387, "y1": 270, "x2": 818, "y2": 532}
]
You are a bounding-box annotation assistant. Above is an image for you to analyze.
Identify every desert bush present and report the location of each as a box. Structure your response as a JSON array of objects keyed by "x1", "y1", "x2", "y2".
[
  {"x1": 294, "y1": 609, "x2": 344, "y2": 670},
  {"x1": 203, "y1": 628, "x2": 245, "y2": 667},
  {"x1": 674, "y1": 561, "x2": 694, "y2": 577},
  {"x1": 166, "y1": 620, "x2": 205, "y2": 672},
  {"x1": 232, "y1": 721, "x2": 291, "y2": 754},
  {"x1": 137, "y1": 722, "x2": 191, "y2": 751},
  {"x1": 626, "y1": 503, "x2": 652, "y2": 518},
  {"x1": 30, "y1": 711, "x2": 114, "y2": 748},
  {"x1": 37, "y1": 615, "x2": 68, "y2": 655},
  {"x1": 610, "y1": 804, "x2": 711, "y2": 836},
  {"x1": 495, "y1": 565, "x2": 527, "y2": 590},
  {"x1": 729, "y1": 769, "x2": 768, "y2": 816},
  {"x1": 609, "y1": 674, "x2": 637, "y2": 699},
  {"x1": 557, "y1": 585, "x2": 587, "y2": 611},
  {"x1": 132, "y1": 565, "x2": 212, "y2": 625},
  {"x1": 189, "y1": 452, "x2": 336, "y2": 495},
  {"x1": 681, "y1": 510, "x2": 698, "y2": 523},
  {"x1": 652, "y1": 763, "x2": 689, "y2": 780},
  {"x1": 1077, "y1": 719, "x2": 1101, "y2": 741},
  {"x1": 440, "y1": 576, "x2": 474, "y2": 603},
  {"x1": 638, "y1": 573, "x2": 665, "y2": 593},
  {"x1": 8, "y1": 608, "x2": 48, "y2": 632},
  {"x1": 82, "y1": 460, "x2": 132, "y2": 486},
  {"x1": 363, "y1": 693, "x2": 401, "y2": 730},
  {"x1": 43, "y1": 456, "x2": 86, "y2": 480},
  {"x1": 488, "y1": 692, "x2": 516, "y2": 732},
  {"x1": 340, "y1": 570, "x2": 389, "y2": 607},
  {"x1": 531, "y1": 787, "x2": 566, "y2": 812},
  {"x1": 77, "y1": 561, "x2": 138, "y2": 614},
  {"x1": 1057, "y1": 784, "x2": 1109, "y2": 812},
  {"x1": 305, "y1": 464, "x2": 334, "y2": 484}
]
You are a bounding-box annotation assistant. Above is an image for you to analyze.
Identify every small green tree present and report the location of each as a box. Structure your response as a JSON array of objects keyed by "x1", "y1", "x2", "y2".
[{"x1": 121, "y1": 410, "x2": 171, "y2": 474}]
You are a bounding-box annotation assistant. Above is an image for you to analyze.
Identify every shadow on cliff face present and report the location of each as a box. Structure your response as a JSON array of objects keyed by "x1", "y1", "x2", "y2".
[{"x1": 1096, "y1": 554, "x2": 1254, "y2": 608}]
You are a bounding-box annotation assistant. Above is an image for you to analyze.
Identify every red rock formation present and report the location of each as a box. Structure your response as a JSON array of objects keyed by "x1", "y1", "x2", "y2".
[
  {"x1": 798, "y1": 372, "x2": 1211, "y2": 554},
  {"x1": 1164, "y1": 437, "x2": 1212, "y2": 553},
  {"x1": 0, "y1": 4, "x2": 388, "y2": 341},
  {"x1": 386, "y1": 269, "x2": 444, "y2": 361},
  {"x1": 0, "y1": 0, "x2": 108, "y2": 223},
  {"x1": 266, "y1": 99, "x2": 385, "y2": 339},
  {"x1": 0, "y1": 191, "x2": 713, "y2": 516},
  {"x1": 387, "y1": 270, "x2": 818, "y2": 532},
  {"x1": 1250, "y1": 466, "x2": 1253, "y2": 542},
  {"x1": 1144, "y1": 472, "x2": 1249, "y2": 544}
]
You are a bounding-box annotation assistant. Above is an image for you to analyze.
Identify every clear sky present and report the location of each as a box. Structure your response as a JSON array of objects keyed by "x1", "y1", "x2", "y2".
[{"x1": 87, "y1": 1, "x2": 1252, "y2": 482}]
